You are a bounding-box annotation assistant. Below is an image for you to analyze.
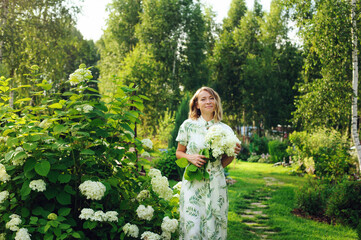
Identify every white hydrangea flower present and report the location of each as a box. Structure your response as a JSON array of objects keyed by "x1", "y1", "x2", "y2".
[
  {"x1": 90, "y1": 210, "x2": 105, "y2": 222},
  {"x1": 151, "y1": 176, "x2": 173, "y2": 200},
  {"x1": 0, "y1": 191, "x2": 9, "y2": 204},
  {"x1": 79, "y1": 180, "x2": 106, "y2": 200},
  {"x1": 205, "y1": 125, "x2": 241, "y2": 159},
  {"x1": 0, "y1": 164, "x2": 10, "y2": 182},
  {"x1": 83, "y1": 105, "x2": 93, "y2": 113},
  {"x1": 141, "y1": 151, "x2": 151, "y2": 158},
  {"x1": 79, "y1": 208, "x2": 94, "y2": 220},
  {"x1": 149, "y1": 168, "x2": 162, "y2": 178},
  {"x1": 161, "y1": 217, "x2": 178, "y2": 233},
  {"x1": 15, "y1": 147, "x2": 24, "y2": 152},
  {"x1": 137, "y1": 190, "x2": 150, "y2": 201},
  {"x1": 104, "y1": 211, "x2": 118, "y2": 222},
  {"x1": 0, "y1": 233, "x2": 5, "y2": 240},
  {"x1": 29, "y1": 179, "x2": 46, "y2": 192},
  {"x1": 122, "y1": 223, "x2": 139, "y2": 238},
  {"x1": 141, "y1": 231, "x2": 161, "y2": 240},
  {"x1": 69, "y1": 67, "x2": 92, "y2": 86},
  {"x1": 161, "y1": 231, "x2": 171, "y2": 240},
  {"x1": 15, "y1": 228, "x2": 31, "y2": 240},
  {"x1": 173, "y1": 181, "x2": 182, "y2": 192},
  {"x1": 136, "y1": 205, "x2": 154, "y2": 221},
  {"x1": 141, "y1": 139, "x2": 153, "y2": 150},
  {"x1": 6, "y1": 215, "x2": 21, "y2": 231}
]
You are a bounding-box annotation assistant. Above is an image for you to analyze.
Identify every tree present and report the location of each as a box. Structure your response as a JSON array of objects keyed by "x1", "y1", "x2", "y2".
[{"x1": 350, "y1": 0, "x2": 361, "y2": 171}]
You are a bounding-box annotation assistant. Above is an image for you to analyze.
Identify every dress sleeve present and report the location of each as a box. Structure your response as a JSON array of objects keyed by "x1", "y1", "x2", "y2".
[{"x1": 176, "y1": 120, "x2": 189, "y2": 146}]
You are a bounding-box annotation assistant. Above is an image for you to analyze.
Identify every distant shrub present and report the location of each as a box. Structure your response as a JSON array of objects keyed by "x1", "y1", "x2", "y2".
[
  {"x1": 268, "y1": 140, "x2": 289, "y2": 163},
  {"x1": 258, "y1": 153, "x2": 271, "y2": 163},
  {"x1": 152, "y1": 148, "x2": 183, "y2": 181},
  {"x1": 296, "y1": 180, "x2": 332, "y2": 216},
  {"x1": 325, "y1": 180, "x2": 361, "y2": 228},
  {"x1": 238, "y1": 143, "x2": 250, "y2": 161},
  {"x1": 247, "y1": 155, "x2": 261, "y2": 162},
  {"x1": 288, "y1": 128, "x2": 355, "y2": 183},
  {"x1": 249, "y1": 134, "x2": 268, "y2": 155}
]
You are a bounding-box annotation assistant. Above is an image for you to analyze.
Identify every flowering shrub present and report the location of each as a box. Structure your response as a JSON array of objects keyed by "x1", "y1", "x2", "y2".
[
  {"x1": 141, "y1": 139, "x2": 153, "y2": 150},
  {"x1": 0, "y1": 66, "x2": 179, "y2": 239}
]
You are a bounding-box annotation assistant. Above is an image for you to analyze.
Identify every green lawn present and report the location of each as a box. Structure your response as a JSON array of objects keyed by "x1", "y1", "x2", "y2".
[{"x1": 227, "y1": 161, "x2": 358, "y2": 240}]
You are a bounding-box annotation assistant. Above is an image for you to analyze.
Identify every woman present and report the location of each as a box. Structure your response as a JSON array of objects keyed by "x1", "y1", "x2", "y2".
[{"x1": 176, "y1": 87, "x2": 241, "y2": 240}]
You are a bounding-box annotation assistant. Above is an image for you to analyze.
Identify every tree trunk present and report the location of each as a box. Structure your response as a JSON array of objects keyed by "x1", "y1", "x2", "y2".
[
  {"x1": 0, "y1": 0, "x2": 9, "y2": 64},
  {"x1": 351, "y1": 0, "x2": 361, "y2": 172}
]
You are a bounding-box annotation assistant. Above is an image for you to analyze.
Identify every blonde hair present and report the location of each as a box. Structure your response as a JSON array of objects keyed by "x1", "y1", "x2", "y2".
[{"x1": 189, "y1": 87, "x2": 223, "y2": 122}]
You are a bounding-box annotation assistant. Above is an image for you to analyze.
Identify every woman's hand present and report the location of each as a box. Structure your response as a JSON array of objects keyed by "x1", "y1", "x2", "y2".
[
  {"x1": 187, "y1": 154, "x2": 207, "y2": 168},
  {"x1": 234, "y1": 143, "x2": 241, "y2": 155}
]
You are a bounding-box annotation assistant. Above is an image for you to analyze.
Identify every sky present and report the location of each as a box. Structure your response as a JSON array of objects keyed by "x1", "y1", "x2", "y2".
[{"x1": 76, "y1": 0, "x2": 272, "y2": 42}]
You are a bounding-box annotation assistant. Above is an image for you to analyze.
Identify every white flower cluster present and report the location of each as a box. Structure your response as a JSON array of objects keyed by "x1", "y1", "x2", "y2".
[
  {"x1": 6, "y1": 214, "x2": 21, "y2": 231},
  {"x1": 141, "y1": 139, "x2": 153, "y2": 150},
  {"x1": 0, "y1": 191, "x2": 9, "y2": 204},
  {"x1": 12, "y1": 147, "x2": 27, "y2": 166},
  {"x1": 0, "y1": 233, "x2": 5, "y2": 240},
  {"x1": 149, "y1": 168, "x2": 162, "y2": 178},
  {"x1": 79, "y1": 208, "x2": 118, "y2": 222},
  {"x1": 136, "y1": 205, "x2": 154, "y2": 221},
  {"x1": 141, "y1": 151, "x2": 151, "y2": 158},
  {"x1": 122, "y1": 223, "x2": 139, "y2": 238},
  {"x1": 151, "y1": 176, "x2": 173, "y2": 201},
  {"x1": 69, "y1": 67, "x2": 92, "y2": 86},
  {"x1": 77, "y1": 104, "x2": 93, "y2": 113},
  {"x1": 205, "y1": 125, "x2": 241, "y2": 158},
  {"x1": 15, "y1": 228, "x2": 31, "y2": 240},
  {"x1": 0, "y1": 164, "x2": 10, "y2": 182},
  {"x1": 137, "y1": 190, "x2": 150, "y2": 201},
  {"x1": 79, "y1": 180, "x2": 106, "y2": 200},
  {"x1": 29, "y1": 179, "x2": 46, "y2": 192},
  {"x1": 161, "y1": 216, "x2": 178, "y2": 239},
  {"x1": 141, "y1": 231, "x2": 161, "y2": 240}
]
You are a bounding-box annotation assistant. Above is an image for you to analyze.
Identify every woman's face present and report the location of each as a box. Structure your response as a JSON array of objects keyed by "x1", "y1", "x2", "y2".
[{"x1": 196, "y1": 90, "x2": 216, "y2": 115}]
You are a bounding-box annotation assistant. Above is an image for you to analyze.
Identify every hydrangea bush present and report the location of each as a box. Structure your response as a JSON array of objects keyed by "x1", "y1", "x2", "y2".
[{"x1": 0, "y1": 65, "x2": 179, "y2": 239}]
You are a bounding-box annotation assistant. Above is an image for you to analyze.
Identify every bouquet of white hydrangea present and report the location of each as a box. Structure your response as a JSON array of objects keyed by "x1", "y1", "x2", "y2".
[{"x1": 177, "y1": 125, "x2": 240, "y2": 181}]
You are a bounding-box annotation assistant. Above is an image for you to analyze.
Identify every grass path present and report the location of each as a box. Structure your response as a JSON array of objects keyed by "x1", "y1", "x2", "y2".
[{"x1": 227, "y1": 161, "x2": 358, "y2": 240}]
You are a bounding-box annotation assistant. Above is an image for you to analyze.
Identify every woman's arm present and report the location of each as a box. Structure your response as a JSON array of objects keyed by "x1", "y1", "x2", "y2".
[{"x1": 176, "y1": 143, "x2": 207, "y2": 168}]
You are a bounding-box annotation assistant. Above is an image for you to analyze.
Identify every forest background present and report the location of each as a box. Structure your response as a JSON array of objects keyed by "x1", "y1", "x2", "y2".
[{"x1": 1, "y1": 0, "x2": 360, "y2": 150}]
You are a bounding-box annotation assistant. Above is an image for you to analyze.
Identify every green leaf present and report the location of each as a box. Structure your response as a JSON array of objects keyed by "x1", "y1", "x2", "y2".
[
  {"x1": 72, "y1": 232, "x2": 81, "y2": 239},
  {"x1": 188, "y1": 164, "x2": 198, "y2": 172},
  {"x1": 58, "y1": 174, "x2": 71, "y2": 183},
  {"x1": 64, "y1": 185, "x2": 76, "y2": 195},
  {"x1": 15, "y1": 98, "x2": 32, "y2": 103},
  {"x1": 53, "y1": 124, "x2": 68, "y2": 133},
  {"x1": 29, "y1": 134, "x2": 41, "y2": 142},
  {"x1": 58, "y1": 208, "x2": 71, "y2": 217},
  {"x1": 23, "y1": 142, "x2": 38, "y2": 151},
  {"x1": 80, "y1": 149, "x2": 95, "y2": 155},
  {"x1": 24, "y1": 158, "x2": 37, "y2": 172},
  {"x1": 48, "y1": 170, "x2": 60, "y2": 183},
  {"x1": 13, "y1": 151, "x2": 27, "y2": 162},
  {"x1": 44, "y1": 187, "x2": 57, "y2": 200},
  {"x1": 5, "y1": 151, "x2": 15, "y2": 161},
  {"x1": 21, "y1": 207, "x2": 30, "y2": 218},
  {"x1": 7, "y1": 137, "x2": 18, "y2": 147},
  {"x1": 49, "y1": 103, "x2": 63, "y2": 109},
  {"x1": 176, "y1": 158, "x2": 189, "y2": 168},
  {"x1": 35, "y1": 161, "x2": 51, "y2": 176},
  {"x1": 56, "y1": 192, "x2": 71, "y2": 205},
  {"x1": 20, "y1": 181, "x2": 31, "y2": 198}
]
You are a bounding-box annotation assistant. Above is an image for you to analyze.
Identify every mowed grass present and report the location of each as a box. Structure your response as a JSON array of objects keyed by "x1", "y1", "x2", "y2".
[{"x1": 227, "y1": 161, "x2": 358, "y2": 240}]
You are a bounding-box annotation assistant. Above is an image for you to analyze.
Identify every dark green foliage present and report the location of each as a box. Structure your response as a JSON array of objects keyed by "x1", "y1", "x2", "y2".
[
  {"x1": 357, "y1": 221, "x2": 361, "y2": 240},
  {"x1": 268, "y1": 140, "x2": 289, "y2": 163},
  {"x1": 153, "y1": 148, "x2": 183, "y2": 181},
  {"x1": 249, "y1": 134, "x2": 268, "y2": 155},
  {"x1": 168, "y1": 94, "x2": 190, "y2": 149},
  {"x1": 325, "y1": 181, "x2": 361, "y2": 228},
  {"x1": 238, "y1": 143, "x2": 250, "y2": 161},
  {"x1": 296, "y1": 180, "x2": 332, "y2": 217}
]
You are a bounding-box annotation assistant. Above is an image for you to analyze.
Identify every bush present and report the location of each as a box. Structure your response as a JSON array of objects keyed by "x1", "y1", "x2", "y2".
[
  {"x1": 238, "y1": 143, "x2": 250, "y2": 161},
  {"x1": 0, "y1": 66, "x2": 179, "y2": 239},
  {"x1": 268, "y1": 140, "x2": 289, "y2": 163},
  {"x1": 296, "y1": 180, "x2": 332, "y2": 217},
  {"x1": 288, "y1": 128, "x2": 355, "y2": 183},
  {"x1": 325, "y1": 180, "x2": 361, "y2": 228},
  {"x1": 247, "y1": 155, "x2": 261, "y2": 162},
  {"x1": 249, "y1": 134, "x2": 268, "y2": 155},
  {"x1": 152, "y1": 148, "x2": 183, "y2": 181}
]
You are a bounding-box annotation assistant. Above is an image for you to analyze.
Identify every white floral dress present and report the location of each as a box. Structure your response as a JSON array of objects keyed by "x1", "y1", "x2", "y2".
[{"x1": 176, "y1": 116, "x2": 234, "y2": 240}]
